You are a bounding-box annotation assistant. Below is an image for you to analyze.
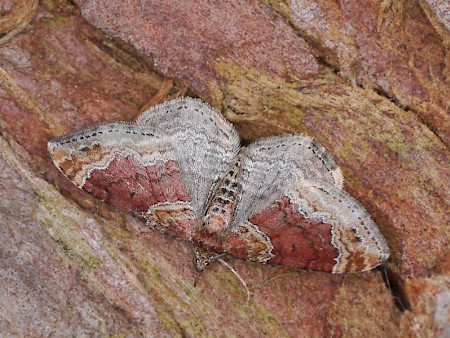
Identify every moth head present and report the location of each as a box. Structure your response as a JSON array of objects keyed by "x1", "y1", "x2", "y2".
[
  {"x1": 193, "y1": 244, "x2": 224, "y2": 272},
  {"x1": 194, "y1": 250, "x2": 212, "y2": 272}
]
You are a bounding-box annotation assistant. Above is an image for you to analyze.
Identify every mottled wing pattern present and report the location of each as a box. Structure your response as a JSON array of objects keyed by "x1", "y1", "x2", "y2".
[
  {"x1": 48, "y1": 123, "x2": 196, "y2": 239},
  {"x1": 137, "y1": 98, "x2": 240, "y2": 219},
  {"x1": 49, "y1": 98, "x2": 390, "y2": 274},
  {"x1": 49, "y1": 98, "x2": 240, "y2": 241},
  {"x1": 231, "y1": 135, "x2": 343, "y2": 228},
  {"x1": 223, "y1": 136, "x2": 389, "y2": 272}
]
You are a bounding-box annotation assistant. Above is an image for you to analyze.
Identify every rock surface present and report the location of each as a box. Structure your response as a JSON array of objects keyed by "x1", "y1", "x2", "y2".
[{"x1": 0, "y1": 0, "x2": 448, "y2": 336}]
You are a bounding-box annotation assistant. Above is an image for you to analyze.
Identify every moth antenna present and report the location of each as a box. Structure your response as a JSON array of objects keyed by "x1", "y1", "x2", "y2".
[
  {"x1": 380, "y1": 264, "x2": 391, "y2": 292},
  {"x1": 218, "y1": 258, "x2": 251, "y2": 304},
  {"x1": 378, "y1": 264, "x2": 410, "y2": 311}
]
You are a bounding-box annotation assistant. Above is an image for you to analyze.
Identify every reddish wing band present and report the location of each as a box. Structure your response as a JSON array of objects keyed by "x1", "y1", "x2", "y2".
[
  {"x1": 48, "y1": 123, "x2": 196, "y2": 240},
  {"x1": 49, "y1": 98, "x2": 390, "y2": 274},
  {"x1": 223, "y1": 179, "x2": 389, "y2": 273},
  {"x1": 215, "y1": 137, "x2": 389, "y2": 273}
]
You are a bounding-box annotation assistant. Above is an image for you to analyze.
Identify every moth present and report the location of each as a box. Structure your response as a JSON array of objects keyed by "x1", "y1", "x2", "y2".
[{"x1": 48, "y1": 98, "x2": 389, "y2": 273}]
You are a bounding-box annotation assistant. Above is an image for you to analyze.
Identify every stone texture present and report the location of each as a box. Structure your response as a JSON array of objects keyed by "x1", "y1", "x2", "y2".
[
  {"x1": 282, "y1": 0, "x2": 450, "y2": 144},
  {"x1": 0, "y1": 138, "x2": 170, "y2": 336},
  {"x1": 0, "y1": 0, "x2": 448, "y2": 336},
  {"x1": 424, "y1": 0, "x2": 450, "y2": 31}
]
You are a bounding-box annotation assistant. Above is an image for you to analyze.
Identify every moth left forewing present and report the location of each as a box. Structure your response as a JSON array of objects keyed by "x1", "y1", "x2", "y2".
[{"x1": 48, "y1": 122, "x2": 196, "y2": 240}]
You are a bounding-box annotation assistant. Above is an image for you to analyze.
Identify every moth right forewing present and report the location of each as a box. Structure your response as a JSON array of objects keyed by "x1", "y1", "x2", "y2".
[{"x1": 232, "y1": 135, "x2": 343, "y2": 227}]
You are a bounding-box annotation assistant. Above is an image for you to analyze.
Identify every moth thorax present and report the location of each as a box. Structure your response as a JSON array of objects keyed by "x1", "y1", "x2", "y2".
[
  {"x1": 203, "y1": 190, "x2": 239, "y2": 232},
  {"x1": 203, "y1": 213, "x2": 229, "y2": 232},
  {"x1": 203, "y1": 157, "x2": 242, "y2": 231}
]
